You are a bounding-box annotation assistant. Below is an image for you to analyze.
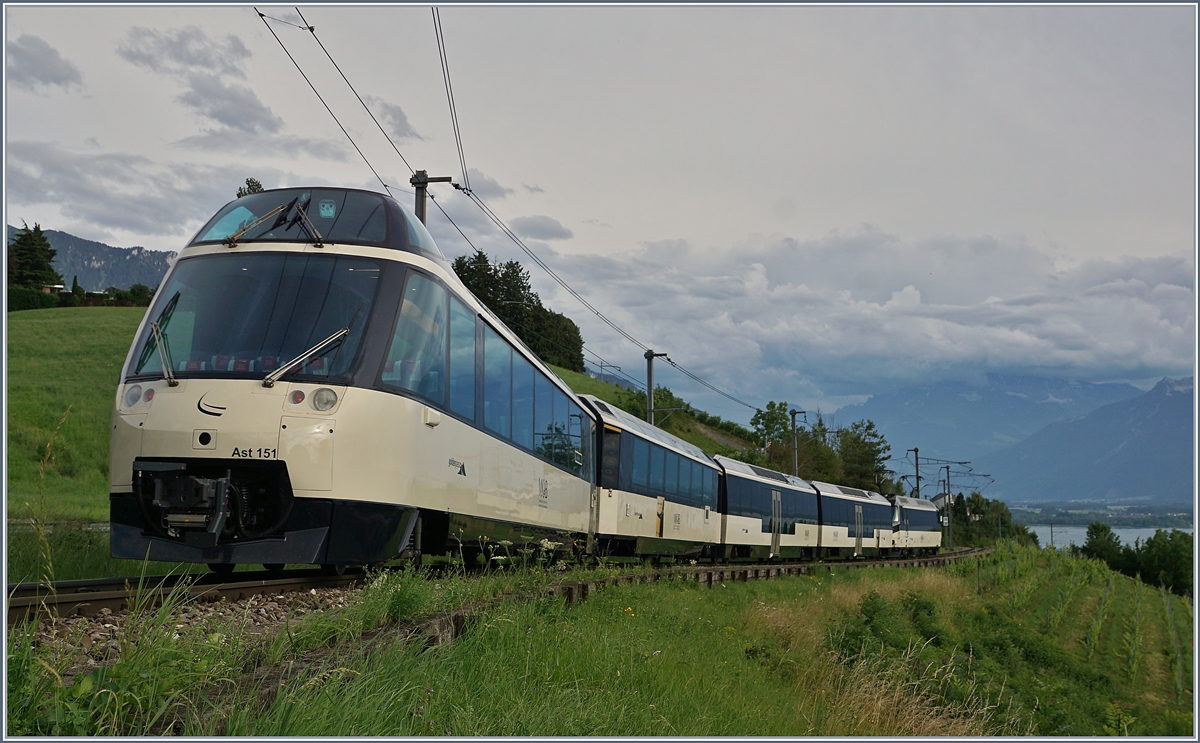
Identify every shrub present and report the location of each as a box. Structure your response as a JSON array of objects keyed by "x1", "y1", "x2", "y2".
[{"x1": 8, "y1": 286, "x2": 61, "y2": 312}]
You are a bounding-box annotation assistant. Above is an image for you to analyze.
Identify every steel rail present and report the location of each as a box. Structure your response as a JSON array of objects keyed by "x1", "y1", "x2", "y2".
[
  {"x1": 7, "y1": 568, "x2": 367, "y2": 626},
  {"x1": 8, "y1": 548, "x2": 987, "y2": 626}
]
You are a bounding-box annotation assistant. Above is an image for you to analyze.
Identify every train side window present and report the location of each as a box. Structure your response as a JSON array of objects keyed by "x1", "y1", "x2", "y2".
[
  {"x1": 650, "y1": 445, "x2": 665, "y2": 493},
  {"x1": 382, "y1": 272, "x2": 447, "y2": 403},
  {"x1": 448, "y1": 298, "x2": 475, "y2": 419},
  {"x1": 482, "y1": 325, "x2": 511, "y2": 438},
  {"x1": 679, "y1": 459, "x2": 692, "y2": 502},
  {"x1": 534, "y1": 373, "x2": 554, "y2": 454},
  {"x1": 549, "y1": 387, "x2": 570, "y2": 468},
  {"x1": 511, "y1": 353, "x2": 534, "y2": 450},
  {"x1": 664, "y1": 451, "x2": 679, "y2": 495},
  {"x1": 632, "y1": 437, "x2": 649, "y2": 489},
  {"x1": 568, "y1": 402, "x2": 588, "y2": 476}
]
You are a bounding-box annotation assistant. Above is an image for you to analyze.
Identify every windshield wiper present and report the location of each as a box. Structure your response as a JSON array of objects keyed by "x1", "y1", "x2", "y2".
[
  {"x1": 262, "y1": 327, "x2": 350, "y2": 388},
  {"x1": 284, "y1": 201, "x2": 324, "y2": 248},
  {"x1": 150, "y1": 321, "x2": 179, "y2": 386},
  {"x1": 224, "y1": 202, "x2": 291, "y2": 248}
]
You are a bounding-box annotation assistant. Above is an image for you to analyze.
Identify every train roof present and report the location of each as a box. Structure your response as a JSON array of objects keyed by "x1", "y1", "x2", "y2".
[
  {"x1": 186, "y1": 186, "x2": 447, "y2": 264},
  {"x1": 811, "y1": 481, "x2": 892, "y2": 505},
  {"x1": 578, "y1": 395, "x2": 715, "y2": 466},
  {"x1": 889, "y1": 495, "x2": 940, "y2": 512},
  {"x1": 713, "y1": 456, "x2": 817, "y2": 493}
]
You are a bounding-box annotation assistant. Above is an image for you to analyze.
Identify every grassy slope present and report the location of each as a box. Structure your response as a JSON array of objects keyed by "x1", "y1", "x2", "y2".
[
  {"x1": 189, "y1": 547, "x2": 1191, "y2": 736},
  {"x1": 7, "y1": 307, "x2": 146, "y2": 521}
]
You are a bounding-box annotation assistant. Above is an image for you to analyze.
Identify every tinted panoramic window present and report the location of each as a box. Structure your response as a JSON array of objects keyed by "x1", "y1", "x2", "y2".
[
  {"x1": 483, "y1": 325, "x2": 512, "y2": 438},
  {"x1": 190, "y1": 188, "x2": 445, "y2": 260},
  {"x1": 448, "y1": 298, "x2": 475, "y2": 419},
  {"x1": 128, "y1": 253, "x2": 379, "y2": 381},
  {"x1": 382, "y1": 273, "x2": 447, "y2": 402},
  {"x1": 194, "y1": 189, "x2": 388, "y2": 245}
]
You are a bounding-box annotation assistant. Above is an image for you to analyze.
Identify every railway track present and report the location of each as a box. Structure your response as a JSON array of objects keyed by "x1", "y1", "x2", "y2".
[
  {"x1": 8, "y1": 547, "x2": 988, "y2": 627},
  {"x1": 6, "y1": 568, "x2": 367, "y2": 626}
]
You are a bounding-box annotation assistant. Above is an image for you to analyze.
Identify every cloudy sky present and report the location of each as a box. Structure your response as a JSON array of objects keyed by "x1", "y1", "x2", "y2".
[{"x1": 6, "y1": 5, "x2": 1195, "y2": 424}]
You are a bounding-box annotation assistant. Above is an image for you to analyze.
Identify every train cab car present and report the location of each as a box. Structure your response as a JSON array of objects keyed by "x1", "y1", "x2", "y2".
[
  {"x1": 887, "y1": 495, "x2": 943, "y2": 556},
  {"x1": 809, "y1": 481, "x2": 894, "y2": 558},
  {"x1": 713, "y1": 456, "x2": 819, "y2": 560},
  {"x1": 109, "y1": 187, "x2": 596, "y2": 571},
  {"x1": 580, "y1": 395, "x2": 720, "y2": 557}
]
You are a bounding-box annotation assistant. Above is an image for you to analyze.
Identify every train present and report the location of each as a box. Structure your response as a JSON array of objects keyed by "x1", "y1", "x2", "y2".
[{"x1": 109, "y1": 186, "x2": 942, "y2": 573}]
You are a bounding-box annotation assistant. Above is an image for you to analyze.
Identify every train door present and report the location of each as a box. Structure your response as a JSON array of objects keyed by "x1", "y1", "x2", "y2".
[
  {"x1": 853, "y1": 504, "x2": 863, "y2": 556},
  {"x1": 655, "y1": 496, "x2": 665, "y2": 538},
  {"x1": 770, "y1": 489, "x2": 782, "y2": 557}
]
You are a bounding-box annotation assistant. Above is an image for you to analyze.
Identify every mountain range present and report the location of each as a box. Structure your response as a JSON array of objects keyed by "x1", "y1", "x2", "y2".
[
  {"x1": 833, "y1": 374, "x2": 1144, "y2": 462},
  {"x1": 6, "y1": 224, "x2": 175, "y2": 293},
  {"x1": 977, "y1": 377, "x2": 1194, "y2": 506}
]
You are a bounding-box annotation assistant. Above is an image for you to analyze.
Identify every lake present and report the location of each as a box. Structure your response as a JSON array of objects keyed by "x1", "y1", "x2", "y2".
[{"x1": 1024, "y1": 524, "x2": 1193, "y2": 549}]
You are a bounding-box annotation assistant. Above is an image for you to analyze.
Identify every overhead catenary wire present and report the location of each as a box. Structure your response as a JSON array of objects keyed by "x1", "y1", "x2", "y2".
[
  {"x1": 255, "y1": 8, "x2": 393, "y2": 197},
  {"x1": 432, "y1": 8, "x2": 470, "y2": 192},
  {"x1": 262, "y1": 7, "x2": 761, "y2": 416},
  {"x1": 294, "y1": 7, "x2": 416, "y2": 177},
  {"x1": 264, "y1": 10, "x2": 481, "y2": 255}
]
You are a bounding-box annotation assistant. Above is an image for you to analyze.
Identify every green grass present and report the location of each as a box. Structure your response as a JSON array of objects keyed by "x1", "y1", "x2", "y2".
[
  {"x1": 7, "y1": 306, "x2": 146, "y2": 521},
  {"x1": 200, "y1": 570, "x2": 1011, "y2": 736},
  {"x1": 12, "y1": 546, "x2": 1193, "y2": 735}
]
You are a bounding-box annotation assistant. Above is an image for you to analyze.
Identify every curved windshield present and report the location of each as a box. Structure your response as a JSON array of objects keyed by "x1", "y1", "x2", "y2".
[
  {"x1": 193, "y1": 188, "x2": 388, "y2": 246},
  {"x1": 127, "y1": 253, "x2": 381, "y2": 381}
]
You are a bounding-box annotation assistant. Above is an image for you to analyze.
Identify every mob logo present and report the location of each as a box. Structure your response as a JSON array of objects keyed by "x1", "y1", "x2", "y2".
[
  {"x1": 448, "y1": 458, "x2": 466, "y2": 476},
  {"x1": 197, "y1": 393, "x2": 226, "y2": 417}
]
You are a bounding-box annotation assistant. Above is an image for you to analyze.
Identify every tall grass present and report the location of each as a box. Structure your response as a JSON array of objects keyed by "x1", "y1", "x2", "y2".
[
  {"x1": 1161, "y1": 586, "x2": 1184, "y2": 704},
  {"x1": 1086, "y1": 575, "x2": 1114, "y2": 660},
  {"x1": 1123, "y1": 577, "x2": 1144, "y2": 681}
]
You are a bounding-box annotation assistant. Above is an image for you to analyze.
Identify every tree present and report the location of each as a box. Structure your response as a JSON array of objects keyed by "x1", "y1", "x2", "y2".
[
  {"x1": 838, "y1": 419, "x2": 893, "y2": 491},
  {"x1": 236, "y1": 178, "x2": 264, "y2": 198},
  {"x1": 451, "y1": 248, "x2": 585, "y2": 372},
  {"x1": 7, "y1": 222, "x2": 62, "y2": 289},
  {"x1": 750, "y1": 401, "x2": 791, "y2": 448},
  {"x1": 1080, "y1": 521, "x2": 1122, "y2": 565},
  {"x1": 71, "y1": 275, "x2": 84, "y2": 299},
  {"x1": 796, "y1": 415, "x2": 843, "y2": 484}
]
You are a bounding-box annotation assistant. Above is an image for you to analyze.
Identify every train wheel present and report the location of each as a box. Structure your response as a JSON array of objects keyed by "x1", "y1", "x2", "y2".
[
  {"x1": 207, "y1": 563, "x2": 235, "y2": 576},
  {"x1": 263, "y1": 563, "x2": 286, "y2": 574},
  {"x1": 320, "y1": 563, "x2": 347, "y2": 576}
]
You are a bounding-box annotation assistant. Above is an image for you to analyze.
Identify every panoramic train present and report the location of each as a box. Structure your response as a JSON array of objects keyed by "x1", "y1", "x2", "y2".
[{"x1": 109, "y1": 186, "x2": 942, "y2": 573}]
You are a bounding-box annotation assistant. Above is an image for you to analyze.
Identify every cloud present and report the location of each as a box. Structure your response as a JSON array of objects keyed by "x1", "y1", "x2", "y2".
[
  {"x1": 172, "y1": 129, "x2": 347, "y2": 160},
  {"x1": 537, "y1": 231, "x2": 1193, "y2": 413},
  {"x1": 117, "y1": 26, "x2": 250, "y2": 78},
  {"x1": 524, "y1": 183, "x2": 544, "y2": 194},
  {"x1": 117, "y1": 26, "x2": 281, "y2": 136},
  {"x1": 6, "y1": 140, "x2": 259, "y2": 238},
  {"x1": 465, "y1": 168, "x2": 514, "y2": 199},
  {"x1": 510, "y1": 215, "x2": 573, "y2": 241},
  {"x1": 363, "y1": 95, "x2": 422, "y2": 142},
  {"x1": 7, "y1": 35, "x2": 83, "y2": 91}
]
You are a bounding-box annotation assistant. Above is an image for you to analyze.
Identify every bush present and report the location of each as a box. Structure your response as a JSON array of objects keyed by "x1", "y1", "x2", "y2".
[{"x1": 8, "y1": 286, "x2": 61, "y2": 312}]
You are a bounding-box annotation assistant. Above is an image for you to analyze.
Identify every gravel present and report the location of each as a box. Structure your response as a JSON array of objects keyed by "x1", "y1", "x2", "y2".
[{"x1": 28, "y1": 584, "x2": 364, "y2": 682}]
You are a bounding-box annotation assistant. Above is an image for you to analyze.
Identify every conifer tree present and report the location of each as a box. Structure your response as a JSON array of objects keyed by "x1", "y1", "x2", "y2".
[{"x1": 7, "y1": 222, "x2": 62, "y2": 289}]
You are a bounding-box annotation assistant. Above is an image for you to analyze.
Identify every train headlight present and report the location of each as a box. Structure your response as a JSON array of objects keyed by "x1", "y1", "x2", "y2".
[
  {"x1": 312, "y1": 388, "x2": 338, "y2": 411},
  {"x1": 123, "y1": 385, "x2": 143, "y2": 408},
  {"x1": 290, "y1": 390, "x2": 306, "y2": 405}
]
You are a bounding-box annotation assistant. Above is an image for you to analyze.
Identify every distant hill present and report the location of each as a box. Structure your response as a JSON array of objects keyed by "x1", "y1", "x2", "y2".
[
  {"x1": 979, "y1": 377, "x2": 1194, "y2": 505},
  {"x1": 835, "y1": 374, "x2": 1143, "y2": 461},
  {"x1": 6, "y1": 225, "x2": 175, "y2": 293}
]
